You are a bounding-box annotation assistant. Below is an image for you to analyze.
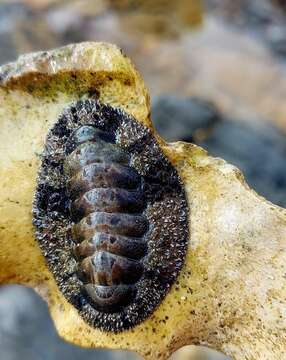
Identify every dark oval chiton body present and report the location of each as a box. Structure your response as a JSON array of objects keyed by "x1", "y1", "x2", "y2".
[
  {"x1": 33, "y1": 99, "x2": 189, "y2": 332},
  {"x1": 65, "y1": 125, "x2": 148, "y2": 311}
]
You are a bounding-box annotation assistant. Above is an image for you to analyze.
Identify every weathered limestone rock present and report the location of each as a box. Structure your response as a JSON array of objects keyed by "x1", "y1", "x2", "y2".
[{"x1": 0, "y1": 42, "x2": 285, "y2": 360}]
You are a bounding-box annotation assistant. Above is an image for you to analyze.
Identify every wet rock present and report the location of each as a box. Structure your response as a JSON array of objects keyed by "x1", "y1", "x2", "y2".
[
  {"x1": 266, "y1": 25, "x2": 286, "y2": 56},
  {"x1": 152, "y1": 95, "x2": 286, "y2": 207},
  {"x1": 0, "y1": 3, "x2": 29, "y2": 64},
  {"x1": 0, "y1": 285, "x2": 140, "y2": 360},
  {"x1": 0, "y1": 33, "x2": 18, "y2": 65},
  {"x1": 151, "y1": 95, "x2": 220, "y2": 142},
  {"x1": 202, "y1": 119, "x2": 286, "y2": 208}
]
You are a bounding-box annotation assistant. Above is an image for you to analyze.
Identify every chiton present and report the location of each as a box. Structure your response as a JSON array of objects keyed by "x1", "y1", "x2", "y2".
[{"x1": 33, "y1": 99, "x2": 189, "y2": 332}]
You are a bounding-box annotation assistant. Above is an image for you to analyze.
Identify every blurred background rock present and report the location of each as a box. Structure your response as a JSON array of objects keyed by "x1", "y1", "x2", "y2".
[{"x1": 0, "y1": 0, "x2": 285, "y2": 359}]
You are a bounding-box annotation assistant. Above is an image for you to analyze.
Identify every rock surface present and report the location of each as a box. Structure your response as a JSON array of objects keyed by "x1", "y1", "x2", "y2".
[{"x1": 0, "y1": 42, "x2": 285, "y2": 360}]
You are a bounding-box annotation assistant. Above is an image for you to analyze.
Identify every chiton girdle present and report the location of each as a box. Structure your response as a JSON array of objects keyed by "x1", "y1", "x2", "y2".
[{"x1": 33, "y1": 99, "x2": 189, "y2": 332}]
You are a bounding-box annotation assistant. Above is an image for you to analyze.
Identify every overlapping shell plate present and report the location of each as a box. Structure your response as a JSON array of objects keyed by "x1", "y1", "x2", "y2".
[{"x1": 33, "y1": 99, "x2": 189, "y2": 332}]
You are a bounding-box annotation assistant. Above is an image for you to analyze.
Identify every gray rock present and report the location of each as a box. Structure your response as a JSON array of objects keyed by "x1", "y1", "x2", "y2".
[
  {"x1": 0, "y1": 285, "x2": 140, "y2": 360},
  {"x1": 151, "y1": 95, "x2": 220, "y2": 142},
  {"x1": 202, "y1": 120, "x2": 286, "y2": 207},
  {"x1": 152, "y1": 95, "x2": 286, "y2": 207},
  {"x1": 0, "y1": 33, "x2": 18, "y2": 65}
]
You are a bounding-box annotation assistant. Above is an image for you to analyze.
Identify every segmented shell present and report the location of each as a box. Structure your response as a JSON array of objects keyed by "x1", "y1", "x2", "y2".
[
  {"x1": 33, "y1": 99, "x2": 189, "y2": 332},
  {"x1": 65, "y1": 125, "x2": 148, "y2": 312}
]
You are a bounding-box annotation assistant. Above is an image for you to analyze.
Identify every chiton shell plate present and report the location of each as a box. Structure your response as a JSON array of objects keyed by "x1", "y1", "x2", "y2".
[{"x1": 33, "y1": 99, "x2": 189, "y2": 332}]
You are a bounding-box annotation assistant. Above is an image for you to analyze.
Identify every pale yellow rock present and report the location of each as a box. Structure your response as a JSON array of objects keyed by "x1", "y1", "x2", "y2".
[{"x1": 0, "y1": 42, "x2": 285, "y2": 360}]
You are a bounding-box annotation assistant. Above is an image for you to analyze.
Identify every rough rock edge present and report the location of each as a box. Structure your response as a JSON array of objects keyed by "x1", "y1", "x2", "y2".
[
  {"x1": 168, "y1": 141, "x2": 286, "y2": 212},
  {"x1": 0, "y1": 42, "x2": 128, "y2": 84}
]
